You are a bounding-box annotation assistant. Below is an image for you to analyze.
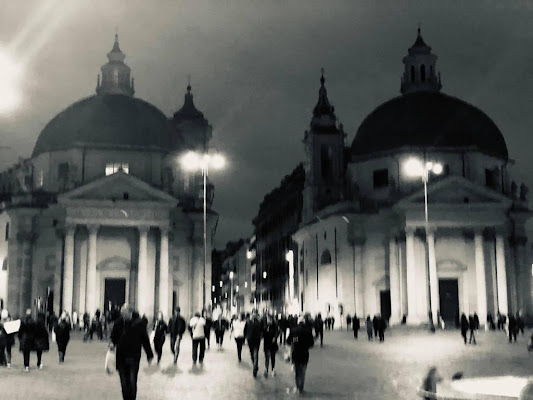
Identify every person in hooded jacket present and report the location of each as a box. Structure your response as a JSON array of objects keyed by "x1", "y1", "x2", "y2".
[
  {"x1": 53, "y1": 311, "x2": 71, "y2": 363},
  {"x1": 152, "y1": 311, "x2": 168, "y2": 365}
]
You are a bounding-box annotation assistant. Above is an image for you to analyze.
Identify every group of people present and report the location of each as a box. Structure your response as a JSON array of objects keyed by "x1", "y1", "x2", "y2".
[
  {"x1": 460, "y1": 310, "x2": 526, "y2": 345},
  {"x1": 0, "y1": 308, "x2": 73, "y2": 371}
]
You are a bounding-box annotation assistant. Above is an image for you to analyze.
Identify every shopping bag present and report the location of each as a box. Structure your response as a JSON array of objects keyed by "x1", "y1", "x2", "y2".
[
  {"x1": 105, "y1": 348, "x2": 116, "y2": 374},
  {"x1": 51, "y1": 330, "x2": 56, "y2": 343},
  {"x1": 3, "y1": 319, "x2": 20, "y2": 334}
]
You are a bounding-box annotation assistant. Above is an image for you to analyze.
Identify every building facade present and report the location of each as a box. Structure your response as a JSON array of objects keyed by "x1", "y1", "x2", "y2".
[
  {"x1": 0, "y1": 35, "x2": 218, "y2": 321},
  {"x1": 292, "y1": 29, "x2": 533, "y2": 327}
]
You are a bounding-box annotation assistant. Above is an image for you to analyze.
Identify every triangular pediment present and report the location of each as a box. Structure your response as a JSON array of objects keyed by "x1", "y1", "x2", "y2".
[
  {"x1": 395, "y1": 175, "x2": 512, "y2": 208},
  {"x1": 58, "y1": 171, "x2": 178, "y2": 204}
]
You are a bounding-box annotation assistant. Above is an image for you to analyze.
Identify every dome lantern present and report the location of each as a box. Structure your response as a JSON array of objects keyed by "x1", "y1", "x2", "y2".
[
  {"x1": 400, "y1": 27, "x2": 442, "y2": 95},
  {"x1": 96, "y1": 34, "x2": 135, "y2": 97}
]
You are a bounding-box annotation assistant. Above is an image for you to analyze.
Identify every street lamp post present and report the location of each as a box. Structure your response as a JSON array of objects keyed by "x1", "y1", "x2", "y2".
[
  {"x1": 404, "y1": 157, "x2": 442, "y2": 331},
  {"x1": 180, "y1": 151, "x2": 225, "y2": 311}
]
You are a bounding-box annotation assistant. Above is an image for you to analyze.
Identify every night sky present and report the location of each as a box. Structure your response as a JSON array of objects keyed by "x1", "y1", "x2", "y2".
[{"x1": 0, "y1": 1, "x2": 532, "y2": 248}]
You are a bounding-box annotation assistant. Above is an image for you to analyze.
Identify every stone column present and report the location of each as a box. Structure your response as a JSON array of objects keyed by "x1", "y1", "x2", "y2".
[
  {"x1": 427, "y1": 229, "x2": 439, "y2": 325},
  {"x1": 137, "y1": 226, "x2": 149, "y2": 317},
  {"x1": 63, "y1": 225, "x2": 76, "y2": 316},
  {"x1": 405, "y1": 227, "x2": 418, "y2": 324},
  {"x1": 389, "y1": 236, "x2": 401, "y2": 325},
  {"x1": 85, "y1": 225, "x2": 99, "y2": 316},
  {"x1": 159, "y1": 227, "x2": 170, "y2": 317},
  {"x1": 474, "y1": 229, "x2": 488, "y2": 328},
  {"x1": 495, "y1": 232, "x2": 508, "y2": 315}
]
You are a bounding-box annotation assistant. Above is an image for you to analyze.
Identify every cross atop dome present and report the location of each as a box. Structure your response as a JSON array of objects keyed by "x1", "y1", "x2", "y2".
[
  {"x1": 96, "y1": 33, "x2": 135, "y2": 96},
  {"x1": 400, "y1": 27, "x2": 442, "y2": 94}
]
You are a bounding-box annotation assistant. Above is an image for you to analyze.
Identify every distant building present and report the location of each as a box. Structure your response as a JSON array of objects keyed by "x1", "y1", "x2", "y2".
[
  {"x1": 252, "y1": 164, "x2": 305, "y2": 314},
  {"x1": 291, "y1": 29, "x2": 532, "y2": 327},
  {"x1": 0, "y1": 35, "x2": 218, "y2": 320}
]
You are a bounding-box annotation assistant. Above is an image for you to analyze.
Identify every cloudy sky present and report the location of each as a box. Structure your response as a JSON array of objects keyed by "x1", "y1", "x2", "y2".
[{"x1": 0, "y1": 0, "x2": 532, "y2": 248}]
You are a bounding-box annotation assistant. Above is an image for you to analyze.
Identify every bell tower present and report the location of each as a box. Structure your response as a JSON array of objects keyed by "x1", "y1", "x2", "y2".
[
  {"x1": 400, "y1": 27, "x2": 442, "y2": 94},
  {"x1": 96, "y1": 34, "x2": 135, "y2": 96},
  {"x1": 302, "y1": 70, "x2": 346, "y2": 224}
]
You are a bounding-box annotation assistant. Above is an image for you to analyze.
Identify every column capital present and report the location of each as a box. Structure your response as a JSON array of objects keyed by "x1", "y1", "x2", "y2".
[
  {"x1": 65, "y1": 224, "x2": 76, "y2": 235},
  {"x1": 473, "y1": 227, "x2": 485, "y2": 236},
  {"x1": 87, "y1": 224, "x2": 100, "y2": 235},
  {"x1": 425, "y1": 226, "x2": 437, "y2": 236},
  {"x1": 159, "y1": 226, "x2": 170, "y2": 236},
  {"x1": 138, "y1": 226, "x2": 150, "y2": 235},
  {"x1": 405, "y1": 226, "x2": 416, "y2": 235}
]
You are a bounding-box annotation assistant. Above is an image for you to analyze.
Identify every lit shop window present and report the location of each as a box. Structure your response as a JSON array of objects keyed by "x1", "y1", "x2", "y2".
[
  {"x1": 106, "y1": 163, "x2": 129, "y2": 176},
  {"x1": 36, "y1": 170, "x2": 44, "y2": 187}
]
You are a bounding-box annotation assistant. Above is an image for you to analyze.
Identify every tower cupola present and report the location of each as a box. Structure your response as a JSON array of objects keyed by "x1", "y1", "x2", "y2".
[
  {"x1": 400, "y1": 27, "x2": 442, "y2": 94},
  {"x1": 96, "y1": 34, "x2": 135, "y2": 96}
]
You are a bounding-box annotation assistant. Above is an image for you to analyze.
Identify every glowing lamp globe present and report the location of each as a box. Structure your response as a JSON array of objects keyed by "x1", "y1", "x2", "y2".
[
  {"x1": 404, "y1": 157, "x2": 424, "y2": 177},
  {"x1": 180, "y1": 151, "x2": 201, "y2": 171}
]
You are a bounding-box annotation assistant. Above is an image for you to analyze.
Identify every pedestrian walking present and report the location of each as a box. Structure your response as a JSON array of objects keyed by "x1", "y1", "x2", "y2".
[
  {"x1": 314, "y1": 313, "x2": 324, "y2": 347},
  {"x1": 152, "y1": 312, "x2": 167, "y2": 365},
  {"x1": 189, "y1": 312, "x2": 206, "y2": 367},
  {"x1": 377, "y1": 314, "x2": 386, "y2": 342},
  {"x1": 213, "y1": 314, "x2": 228, "y2": 349},
  {"x1": 0, "y1": 309, "x2": 14, "y2": 368},
  {"x1": 287, "y1": 315, "x2": 314, "y2": 394},
  {"x1": 366, "y1": 315, "x2": 373, "y2": 341},
  {"x1": 460, "y1": 313, "x2": 468, "y2": 344},
  {"x1": 110, "y1": 303, "x2": 153, "y2": 400},
  {"x1": 53, "y1": 311, "x2": 71, "y2": 363},
  {"x1": 331, "y1": 316, "x2": 335, "y2": 330},
  {"x1": 508, "y1": 313, "x2": 518, "y2": 343},
  {"x1": 517, "y1": 311, "x2": 525, "y2": 335},
  {"x1": 203, "y1": 311, "x2": 213, "y2": 349},
  {"x1": 19, "y1": 309, "x2": 36, "y2": 372},
  {"x1": 473, "y1": 313, "x2": 480, "y2": 330},
  {"x1": 232, "y1": 312, "x2": 246, "y2": 362},
  {"x1": 168, "y1": 307, "x2": 186, "y2": 364},
  {"x1": 82, "y1": 312, "x2": 91, "y2": 341},
  {"x1": 33, "y1": 312, "x2": 49, "y2": 369},
  {"x1": 246, "y1": 309, "x2": 262, "y2": 378},
  {"x1": 346, "y1": 314, "x2": 352, "y2": 331},
  {"x1": 352, "y1": 314, "x2": 360, "y2": 339},
  {"x1": 372, "y1": 314, "x2": 379, "y2": 338},
  {"x1": 468, "y1": 314, "x2": 477, "y2": 345},
  {"x1": 278, "y1": 314, "x2": 288, "y2": 345},
  {"x1": 262, "y1": 314, "x2": 279, "y2": 378}
]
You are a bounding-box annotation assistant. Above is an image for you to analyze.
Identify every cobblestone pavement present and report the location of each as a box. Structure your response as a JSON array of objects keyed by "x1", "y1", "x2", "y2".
[{"x1": 1, "y1": 327, "x2": 532, "y2": 399}]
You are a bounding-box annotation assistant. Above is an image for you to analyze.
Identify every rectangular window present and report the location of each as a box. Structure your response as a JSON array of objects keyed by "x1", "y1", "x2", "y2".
[
  {"x1": 36, "y1": 170, "x2": 44, "y2": 188},
  {"x1": 373, "y1": 168, "x2": 389, "y2": 188},
  {"x1": 485, "y1": 168, "x2": 498, "y2": 189},
  {"x1": 105, "y1": 162, "x2": 129, "y2": 176}
]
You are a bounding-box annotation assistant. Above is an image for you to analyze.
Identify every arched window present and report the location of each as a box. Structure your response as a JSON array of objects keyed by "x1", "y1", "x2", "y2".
[
  {"x1": 320, "y1": 250, "x2": 332, "y2": 265},
  {"x1": 421, "y1": 65, "x2": 426, "y2": 82},
  {"x1": 410, "y1": 66, "x2": 415, "y2": 82}
]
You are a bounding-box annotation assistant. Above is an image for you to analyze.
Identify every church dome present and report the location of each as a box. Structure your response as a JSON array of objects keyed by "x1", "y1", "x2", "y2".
[
  {"x1": 32, "y1": 94, "x2": 169, "y2": 157},
  {"x1": 350, "y1": 91, "x2": 508, "y2": 160}
]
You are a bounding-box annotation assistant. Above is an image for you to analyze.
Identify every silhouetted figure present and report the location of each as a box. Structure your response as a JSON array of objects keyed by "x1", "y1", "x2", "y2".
[
  {"x1": 352, "y1": 314, "x2": 360, "y2": 339},
  {"x1": 377, "y1": 314, "x2": 386, "y2": 342},
  {"x1": 314, "y1": 314, "x2": 324, "y2": 347},
  {"x1": 508, "y1": 313, "x2": 517, "y2": 343},
  {"x1": 517, "y1": 311, "x2": 525, "y2": 335},
  {"x1": 473, "y1": 313, "x2": 479, "y2": 330},
  {"x1": 468, "y1": 315, "x2": 476, "y2": 345},
  {"x1": 366, "y1": 316, "x2": 373, "y2": 341},
  {"x1": 346, "y1": 314, "x2": 352, "y2": 331},
  {"x1": 460, "y1": 313, "x2": 468, "y2": 344},
  {"x1": 421, "y1": 367, "x2": 442, "y2": 400},
  {"x1": 372, "y1": 315, "x2": 379, "y2": 338},
  {"x1": 287, "y1": 315, "x2": 314, "y2": 394}
]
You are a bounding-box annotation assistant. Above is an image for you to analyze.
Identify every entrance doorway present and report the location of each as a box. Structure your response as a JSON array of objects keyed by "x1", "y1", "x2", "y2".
[
  {"x1": 104, "y1": 278, "x2": 126, "y2": 313},
  {"x1": 439, "y1": 279, "x2": 459, "y2": 327},
  {"x1": 380, "y1": 290, "x2": 391, "y2": 322}
]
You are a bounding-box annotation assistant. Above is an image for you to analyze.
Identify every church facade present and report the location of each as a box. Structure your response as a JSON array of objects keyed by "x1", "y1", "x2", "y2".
[
  {"x1": 0, "y1": 35, "x2": 217, "y2": 321},
  {"x1": 291, "y1": 30, "x2": 533, "y2": 327}
]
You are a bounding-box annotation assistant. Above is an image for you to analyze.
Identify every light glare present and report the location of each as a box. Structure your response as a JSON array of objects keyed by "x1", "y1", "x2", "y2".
[
  {"x1": 0, "y1": 49, "x2": 23, "y2": 114},
  {"x1": 404, "y1": 157, "x2": 424, "y2": 177},
  {"x1": 432, "y1": 163, "x2": 443, "y2": 175}
]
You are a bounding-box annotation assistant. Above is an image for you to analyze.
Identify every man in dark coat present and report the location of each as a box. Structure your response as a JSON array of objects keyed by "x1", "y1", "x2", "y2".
[
  {"x1": 352, "y1": 314, "x2": 360, "y2": 339},
  {"x1": 517, "y1": 311, "x2": 525, "y2": 335},
  {"x1": 246, "y1": 309, "x2": 262, "y2": 377},
  {"x1": 508, "y1": 313, "x2": 518, "y2": 343},
  {"x1": 372, "y1": 315, "x2": 379, "y2": 338},
  {"x1": 203, "y1": 310, "x2": 213, "y2": 349},
  {"x1": 168, "y1": 307, "x2": 186, "y2": 364},
  {"x1": 468, "y1": 314, "x2": 476, "y2": 345},
  {"x1": 213, "y1": 314, "x2": 228, "y2": 348},
  {"x1": 19, "y1": 309, "x2": 36, "y2": 371},
  {"x1": 377, "y1": 314, "x2": 386, "y2": 342},
  {"x1": 460, "y1": 313, "x2": 469, "y2": 344},
  {"x1": 314, "y1": 313, "x2": 324, "y2": 347},
  {"x1": 111, "y1": 304, "x2": 153, "y2": 400},
  {"x1": 287, "y1": 315, "x2": 314, "y2": 394}
]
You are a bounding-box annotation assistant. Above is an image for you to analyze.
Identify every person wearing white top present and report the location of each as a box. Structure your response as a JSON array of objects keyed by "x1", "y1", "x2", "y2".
[
  {"x1": 189, "y1": 312, "x2": 206, "y2": 366},
  {"x1": 232, "y1": 313, "x2": 247, "y2": 362}
]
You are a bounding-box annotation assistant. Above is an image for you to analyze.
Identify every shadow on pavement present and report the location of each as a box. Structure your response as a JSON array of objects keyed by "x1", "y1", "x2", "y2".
[{"x1": 161, "y1": 364, "x2": 182, "y2": 377}]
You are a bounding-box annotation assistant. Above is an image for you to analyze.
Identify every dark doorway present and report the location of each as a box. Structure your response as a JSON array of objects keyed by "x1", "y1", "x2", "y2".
[
  {"x1": 380, "y1": 290, "x2": 391, "y2": 322},
  {"x1": 104, "y1": 278, "x2": 126, "y2": 313},
  {"x1": 439, "y1": 279, "x2": 459, "y2": 327}
]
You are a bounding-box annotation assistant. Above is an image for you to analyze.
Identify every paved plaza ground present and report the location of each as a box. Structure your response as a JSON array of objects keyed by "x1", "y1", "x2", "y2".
[{"x1": 1, "y1": 327, "x2": 532, "y2": 399}]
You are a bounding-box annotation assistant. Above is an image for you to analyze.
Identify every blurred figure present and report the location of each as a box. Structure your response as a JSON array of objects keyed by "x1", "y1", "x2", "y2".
[
  {"x1": 246, "y1": 309, "x2": 262, "y2": 378},
  {"x1": 213, "y1": 313, "x2": 228, "y2": 349},
  {"x1": 460, "y1": 313, "x2": 468, "y2": 344},
  {"x1": 189, "y1": 312, "x2": 206, "y2": 366},
  {"x1": 366, "y1": 316, "x2": 373, "y2": 341},
  {"x1": 110, "y1": 303, "x2": 153, "y2": 400},
  {"x1": 0, "y1": 309, "x2": 15, "y2": 368},
  {"x1": 33, "y1": 312, "x2": 50, "y2": 368},
  {"x1": 203, "y1": 310, "x2": 213, "y2": 350},
  {"x1": 508, "y1": 313, "x2": 518, "y2": 343},
  {"x1": 287, "y1": 315, "x2": 314, "y2": 394},
  {"x1": 54, "y1": 311, "x2": 71, "y2": 363},
  {"x1": 346, "y1": 314, "x2": 352, "y2": 331},
  {"x1": 421, "y1": 366, "x2": 442, "y2": 400},
  {"x1": 152, "y1": 311, "x2": 167, "y2": 365},
  {"x1": 168, "y1": 307, "x2": 186, "y2": 364},
  {"x1": 517, "y1": 310, "x2": 525, "y2": 336},
  {"x1": 314, "y1": 313, "x2": 324, "y2": 347},
  {"x1": 352, "y1": 314, "x2": 360, "y2": 339},
  {"x1": 262, "y1": 314, "x2": 279, "y2": 378},
  {"x1": 377, "y1": 314, "x2": 386, "y2": 342},
  {"x1": 232, "y1": 312, "x2": 246, "y2": 362}
]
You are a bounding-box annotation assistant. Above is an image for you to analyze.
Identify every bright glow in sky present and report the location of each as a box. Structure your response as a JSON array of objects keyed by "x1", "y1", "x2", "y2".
[{"x1": 0, "y1": 48, "x2": 23, "y2": 114}]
